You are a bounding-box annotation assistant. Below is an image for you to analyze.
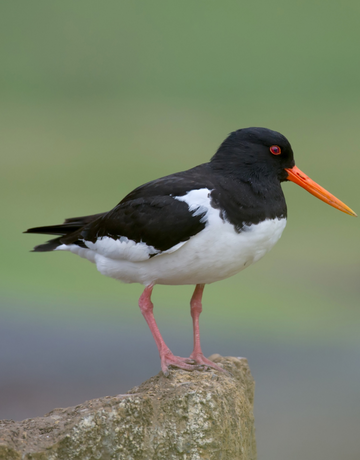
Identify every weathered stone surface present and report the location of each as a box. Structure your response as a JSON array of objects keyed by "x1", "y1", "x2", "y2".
[{"x1": 0, "y1": 355, "x2": 256, "y2": 460}]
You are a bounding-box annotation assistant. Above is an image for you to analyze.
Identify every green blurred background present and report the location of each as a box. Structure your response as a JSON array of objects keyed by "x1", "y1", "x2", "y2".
[{"x1": 1, "y1": 2, "x2": 359, "y2": 459}]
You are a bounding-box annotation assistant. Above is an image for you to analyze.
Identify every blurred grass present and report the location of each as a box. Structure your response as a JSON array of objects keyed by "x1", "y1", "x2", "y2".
[{"x1": 0, "y1": 0, "x2": 359, "y2": 346}]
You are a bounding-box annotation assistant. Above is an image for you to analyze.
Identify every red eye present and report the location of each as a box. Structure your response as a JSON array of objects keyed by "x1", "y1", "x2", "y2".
[{"x1": 270, "y1": 145, "x2": 281, "y2": 155}]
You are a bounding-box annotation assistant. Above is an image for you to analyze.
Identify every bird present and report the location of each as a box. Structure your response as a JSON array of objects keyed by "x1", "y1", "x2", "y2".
[{"x1": 25, "y1": 127, "x2": 356, "y2": 375}]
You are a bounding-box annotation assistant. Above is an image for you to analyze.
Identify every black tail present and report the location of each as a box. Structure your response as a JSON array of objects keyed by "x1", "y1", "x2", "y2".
[{"x1": 25, "y1": 213, "x2": 104, "y2": 252}]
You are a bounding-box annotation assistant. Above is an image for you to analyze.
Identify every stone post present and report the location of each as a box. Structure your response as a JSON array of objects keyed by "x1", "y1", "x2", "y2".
[{"x1": 0, "y1": 355, "x2": 256, "y2": 460}]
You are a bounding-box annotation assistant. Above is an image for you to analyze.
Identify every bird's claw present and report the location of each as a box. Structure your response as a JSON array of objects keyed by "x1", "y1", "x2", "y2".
[
  {"x1": 160, "y1": 352, "x2": 203, "y2": 376},
  {"x1": 189, "y1": 352, "x2": 227, "y2": 373},
  {"x1": 160, "y1": 351, "x2": 227, "y2": 376}
]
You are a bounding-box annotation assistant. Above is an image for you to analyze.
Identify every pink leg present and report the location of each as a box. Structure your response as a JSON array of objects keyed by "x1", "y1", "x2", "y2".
[
  {"x1": 189, "y1": 284, "x2": 225, "y2": 372},
  {"x1": 139, "y1": 285, "x2": 200, "y2": 376}
]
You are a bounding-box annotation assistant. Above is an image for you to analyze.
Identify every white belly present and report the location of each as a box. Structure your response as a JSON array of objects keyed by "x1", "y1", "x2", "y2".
[{"x1": 57, "y1": 217, "x2": 286, "y2": 286}]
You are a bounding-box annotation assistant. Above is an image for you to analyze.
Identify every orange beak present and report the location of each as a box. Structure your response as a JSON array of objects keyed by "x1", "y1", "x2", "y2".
[{"x1": 285, "y1": 165, "x2": 357, "y2": 217}]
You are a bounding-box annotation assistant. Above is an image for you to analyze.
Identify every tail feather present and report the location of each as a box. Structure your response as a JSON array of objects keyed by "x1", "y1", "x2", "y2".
[
  {"x1": 25, "y1": 224, "x2": 79, "y2": 236},
  {"x1": 32, "y1": 237, "x2": 64, "y2": 252},
  {"x1": 63, "y1": 213, "x2": 104, "y2": 226},
  {"x1": 25, "y1": 212, "x2": 105, "y2": 252}
]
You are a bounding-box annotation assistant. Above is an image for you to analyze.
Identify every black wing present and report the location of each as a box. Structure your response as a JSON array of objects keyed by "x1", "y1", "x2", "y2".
[
  {"x1": 26, "y1": 165, "x2": 214, "y2": 253},
  {"x1": 63, "y1": 195, "x2": 207, "y2": 253}
]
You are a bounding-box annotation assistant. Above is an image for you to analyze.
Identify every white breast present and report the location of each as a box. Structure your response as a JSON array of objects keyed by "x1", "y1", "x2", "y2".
[{"x1": 56, "y1": 188, "x2": 287, "y2": 286}]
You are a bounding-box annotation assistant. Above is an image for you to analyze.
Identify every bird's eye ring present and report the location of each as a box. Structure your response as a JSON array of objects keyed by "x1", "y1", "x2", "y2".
[{"x1": 270, "y1": 145, "x2": 281, "y2": 155}]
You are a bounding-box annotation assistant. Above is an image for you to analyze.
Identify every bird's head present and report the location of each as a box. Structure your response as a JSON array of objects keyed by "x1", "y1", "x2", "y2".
[{"x1": 210, "y1": 127, "x2": 356, "y2": 216}]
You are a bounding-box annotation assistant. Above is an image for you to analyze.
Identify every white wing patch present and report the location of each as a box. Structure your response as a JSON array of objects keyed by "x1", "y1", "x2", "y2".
[
  {"x1": 82, "y1": 236, "x2": 160, "y2": 262},
  {"x1": 57, "y1": 236, "x2": 160, "y2": 262},
  {"x1": 174, "y1": 188, "x2": 212, "y2": 224}
]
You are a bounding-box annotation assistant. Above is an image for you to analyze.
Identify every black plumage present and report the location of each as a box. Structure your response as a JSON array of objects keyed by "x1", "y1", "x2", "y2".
[{"x1": 25, "y1": 127, "x2": 295, "y2": 253}]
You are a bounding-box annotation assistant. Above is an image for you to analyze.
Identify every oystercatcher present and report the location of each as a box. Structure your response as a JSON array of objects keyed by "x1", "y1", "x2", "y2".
[{"x1": 25, "y1": 127, "x2": 356, "y2": 375}]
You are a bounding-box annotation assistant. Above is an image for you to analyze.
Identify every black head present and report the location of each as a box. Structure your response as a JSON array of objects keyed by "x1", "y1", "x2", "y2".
[{"x1": 210, "y1": 127, "x2": 295, "y2": 183}]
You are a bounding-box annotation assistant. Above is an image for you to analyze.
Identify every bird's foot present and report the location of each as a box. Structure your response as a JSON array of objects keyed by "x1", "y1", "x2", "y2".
[
  {"x1": 189, "y1": 352, "x2": 226, "y2": 373},
  {"x1": 160, "y1": 351, "x2": 202, "y2": 377}
]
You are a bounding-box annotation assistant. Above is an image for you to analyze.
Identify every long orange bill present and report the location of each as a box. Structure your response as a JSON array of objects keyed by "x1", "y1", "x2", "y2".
[{"x1": 285, "y1": 165, "x2": 357, "y2": 217}]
